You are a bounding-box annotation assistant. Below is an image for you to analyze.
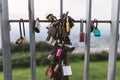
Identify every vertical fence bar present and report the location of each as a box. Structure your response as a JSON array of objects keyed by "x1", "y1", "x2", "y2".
[
  {"x1": 84, "y1": 0, "x2": 92, "y2": 80},
  {"x1": 0, "y1": 0, "x2": 12, "y2": 80},
  {"x1": 60, "y1": 0, "x2": 63, "y2": 17},
  {"x1": 28, "y1": 0, "x2": 36, "y2": 80},
  {"x1": 107, "y1": 0, "x2": 120, "y2": 80}
]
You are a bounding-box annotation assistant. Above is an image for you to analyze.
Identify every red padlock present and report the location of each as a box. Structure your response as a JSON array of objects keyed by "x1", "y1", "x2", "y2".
[
  {"x1": 80, "y1": 19, "x2": 85, "y2": 42},
  {"x1": 80, "y1": 32, "x2": 85, "y2": 42}
]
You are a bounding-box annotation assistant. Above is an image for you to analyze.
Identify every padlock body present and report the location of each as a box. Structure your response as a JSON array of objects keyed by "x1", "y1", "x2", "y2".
[
  {"x1": 34, "y1": 20, "x2": 40, "y2": 33},
  {"x1": 45, "y1": 68, "x2": 53, "y2": 78},
  {"x1": 51, "y1": 38, "x2": 57, "y2": 46},
  {"x1": 56, "y1": 49, "x2": 62, "y2": 57},
  {"x1": 48, "y1": 27, "x2": 56, "y2": 36},
  {"x1": 46, "y1": 24, "x2": 52, "y2": 29},
  {"x1": 80, "y1": 32, "x2": 85, "y2": 42},
  {"x1": 47, "y1": 54, "x2": 54, "y2": 61},
  {"x1": 93, "y1": 29, "x2": 101, "y2": 37},
  {"x1": 54, "y1": 64, "x2": 61, "y2": 73},
  {"x1": 46, "y1": 34, "x2": 51, "y2": 41},
  {"x1": 66, "y1": 22, "x2": 70, "y2": 32}
]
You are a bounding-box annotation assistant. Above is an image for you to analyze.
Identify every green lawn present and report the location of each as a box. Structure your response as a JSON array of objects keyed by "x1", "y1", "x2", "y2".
[{"x1": 0, "y1": 61, "x2": 120, "y2": 80}]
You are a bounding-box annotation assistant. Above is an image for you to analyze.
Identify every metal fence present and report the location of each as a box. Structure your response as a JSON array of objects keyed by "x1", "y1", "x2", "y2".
[{"x1": 0, "y1": 0, "x2": 120, "y2": 80}]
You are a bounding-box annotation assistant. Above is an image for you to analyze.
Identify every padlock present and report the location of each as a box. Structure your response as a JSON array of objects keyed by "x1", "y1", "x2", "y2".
[
  {"x1": 16, "y1": 37, "x2": 25, "y2": 44},
  {"x1": 34, "y1": 18, "x2": 40, "y2": 33},
  {"x1": 80, "y1": 19, "x2": 85, "y2": 42},
  {"x1": 80, "y1": 32, "x2": 85, "y2": 42},
  {"x1": 61, "y1": 12, "x2": 70, "y2": 34},
  {"x1": 93, "y1": 29, "x2": 101, "y2": 37},
  {"x1": 61, "y1": 61, "x2": 72, "y2": 76},
  {"x1": 47, "y1": 54, "x2": 55, "y2": 61},
  {"x1": 66, "y1": 15, "x2": 70, "y2": 33},
  {"x1": 56, "y1": 48, "x2": 62, "y2": 57},
  {"x1": 62, "y1": 66, "x2": 72, "y2": 76},
  {"x1": 65, "y1": 12, "x2": 70, "y2": 32},
  {"x1": 54, "y1": 64, "x2": 61, "y2": 73},
  {"x1": 51, "y1": 37, "x2": 57, "y2": 46},
  {"x1": 15, "y1": 18, "x2": 26, "y2": 44},
  {"x1": 46, "y1": 26, "x2": 56, "y2": 41},
  {"x1": 45, "y1": 66, "x2": 53, "y2": 78},
  {"x1": 93, "y1": 19, "x2": 101, "y2": 37}
]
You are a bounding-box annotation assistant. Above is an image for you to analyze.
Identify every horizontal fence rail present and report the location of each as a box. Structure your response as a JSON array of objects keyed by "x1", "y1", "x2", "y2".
[{"x1": 9, "y1": 20, "x2": 116, "y2": 23}]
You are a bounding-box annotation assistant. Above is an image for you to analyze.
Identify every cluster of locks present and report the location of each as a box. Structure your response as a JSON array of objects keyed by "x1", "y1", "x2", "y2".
[
  {"x1": 14, "y1": 12, "x2": 102, "y2": 80},
  {"x1": 46, "y1": 12, "x2": 74, "y2": 46},
  {"x1": 45, "y1": 12, "x2": 74, "y2": 80}
]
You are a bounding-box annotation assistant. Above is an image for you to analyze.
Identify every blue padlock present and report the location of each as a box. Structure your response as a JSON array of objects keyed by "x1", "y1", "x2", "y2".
[
  {"x1": 93, "y1": 29, "x2": 101, "y2": 37},
  {"x1": 93, "y1": 19, "x2": 101, "y2": 37}
]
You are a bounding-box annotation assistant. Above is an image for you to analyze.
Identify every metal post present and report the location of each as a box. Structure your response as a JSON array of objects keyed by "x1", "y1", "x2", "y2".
[
  {"x1": 107, "y1": 0, "x2": 120, "y2": 80},
  {"x1": 28, "y1": 0, "x2": 36, "y2": 80},
  {"x1": 84, "y1": 0, "x2": 92, "y2": 80},
  {"x1": 0, "y1": 0, "x2": 12, "y2": 80},
  {"x1": 60, "y1": 0, "x2": 63, "y2": 17}
]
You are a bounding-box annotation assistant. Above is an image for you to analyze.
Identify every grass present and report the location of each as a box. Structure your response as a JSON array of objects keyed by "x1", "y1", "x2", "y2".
[{"x1": 0, "y1": 61, "x2": 120, "y2": 80}]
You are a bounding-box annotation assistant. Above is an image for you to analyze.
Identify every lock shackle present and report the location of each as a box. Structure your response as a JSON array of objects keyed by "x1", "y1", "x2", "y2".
[
  {"x1": 66, "y1": 12, "x2": 69, "y2": 22},
  {"x1": 36, "y1": 17, "x2": 40, "y2": 21},
  {"x1": 46, "y1": 14, "x2": 53, "y2": 19},
  {"x1": 19, "y1": 19, "x2": 22, "y2": 37},
  {"x1": 19, "y1": 18, "x2": 25, "y2": 37},
  {"x1": 53, "y1": 16, "x2": 57, "y2": 21},
  {"x1": 94, "y1": 19, "x2": 98, "y2": 29},
  {"x1": 46, "y1": 14, "x2": 57, "y2": 22},
  {"x1": 80, "y1": 19, "x2": 84, "y2": 33},
  {"x1": 62, "y1": 11, "x2": 69, "y2": 21}
]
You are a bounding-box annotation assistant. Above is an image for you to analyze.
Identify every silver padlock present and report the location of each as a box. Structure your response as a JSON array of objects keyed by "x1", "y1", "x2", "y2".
[
  {"x1": 46, "y1": 26, "x2": 56, "y2": 41},
  {"x1": 51, "y1": 38, "x2": 57, "y2": 46},
  {"x1": 47, "y1": 54, "x2": 55, "y2": 61},
  {"x1": 34, "y1": 18, "x2": 40, "y2": 33},
  {"x1": 62, "y1": 61, "x2": 72, "y2": 76}
]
